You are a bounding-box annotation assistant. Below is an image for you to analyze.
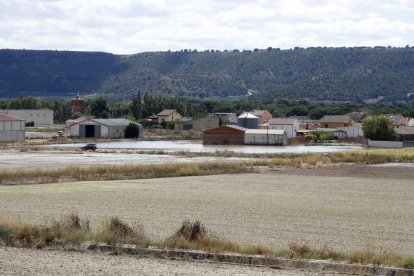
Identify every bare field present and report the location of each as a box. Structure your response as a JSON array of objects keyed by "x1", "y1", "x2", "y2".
[{"x1": 1, "y1": 173, "x2": 413, "y2": 255}]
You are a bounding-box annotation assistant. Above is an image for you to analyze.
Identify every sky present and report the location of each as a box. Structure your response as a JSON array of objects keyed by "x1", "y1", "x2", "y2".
[{"x1": 0, "y1": 0, "x2": 413, "y2": 54}]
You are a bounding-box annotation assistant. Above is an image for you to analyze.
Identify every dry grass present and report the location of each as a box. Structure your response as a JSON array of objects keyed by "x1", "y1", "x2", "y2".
[
  {"x1": 95, "y1": 217, "x2": 148, "y2": 247},
  {"x1": 0, "y1": 162, "x2": 254, "y2": 185},
  {"x1": 1, "y1": 217, "x2": 413, "y2": 269}
]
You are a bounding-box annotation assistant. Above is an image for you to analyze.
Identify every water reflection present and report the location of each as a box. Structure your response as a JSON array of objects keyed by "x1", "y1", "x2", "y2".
[{"x1": 52, "y1": 140, "x2": 363, "y2": 154}]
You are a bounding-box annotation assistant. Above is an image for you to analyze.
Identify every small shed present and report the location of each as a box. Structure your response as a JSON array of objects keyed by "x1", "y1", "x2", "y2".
[
  {"x1": 0, "y1": 113, "x2": 25, "y2": 142},
  {"x1": 203, "y1": 125, "x2": 246, "y2": 145},
  {"x1": 244, "y1": 129, "x2": 287, "y2": 145}
]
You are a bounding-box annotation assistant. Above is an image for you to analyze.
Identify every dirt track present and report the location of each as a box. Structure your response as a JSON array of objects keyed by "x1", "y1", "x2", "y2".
[{"x1": 0, "y1": 247, "x2": 315, "y2": 275}]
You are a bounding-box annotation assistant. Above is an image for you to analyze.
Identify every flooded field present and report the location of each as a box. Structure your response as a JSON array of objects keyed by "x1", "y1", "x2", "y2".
[
  {"x1": 0, "y1": 150, "x2": 245, "y2": 171},
  {"x1": 49, "y1": 140, "x2": 363, "y2": 154}
]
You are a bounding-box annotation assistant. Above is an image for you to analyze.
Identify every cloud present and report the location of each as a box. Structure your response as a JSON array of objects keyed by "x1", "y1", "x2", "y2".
[{"x1": 0, "y1": 0, "x2": 413, "y2": 54}]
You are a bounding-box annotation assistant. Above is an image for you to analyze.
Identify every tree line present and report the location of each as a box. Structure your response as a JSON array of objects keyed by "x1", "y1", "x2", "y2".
[{"x1": 1, "y1": 96, "x2": 413, "y2": 124}]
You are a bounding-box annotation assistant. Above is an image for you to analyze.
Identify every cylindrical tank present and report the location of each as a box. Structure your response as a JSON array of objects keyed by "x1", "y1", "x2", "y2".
[{"x1": 237, "y1": 113, "x2": 259, "y2": 129}]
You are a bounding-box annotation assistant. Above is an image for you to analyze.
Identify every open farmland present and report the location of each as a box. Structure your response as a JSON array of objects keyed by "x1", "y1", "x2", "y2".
[{"x1": 0, "y1": 172, "x2": 413, "y2": 255}]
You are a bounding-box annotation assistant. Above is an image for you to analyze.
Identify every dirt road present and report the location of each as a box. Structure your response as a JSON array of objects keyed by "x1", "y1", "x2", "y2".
[{"x1": 0, "y1": 247, "x2": 316, "y2": 275}]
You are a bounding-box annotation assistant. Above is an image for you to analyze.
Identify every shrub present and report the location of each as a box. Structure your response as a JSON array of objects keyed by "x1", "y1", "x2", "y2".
[
  {"x1": 95, "y1": 217, "x2": 147, "y2": 246},
  {"x1": 362, "y1": 116, "x2": 398, "y2": 141},
  {"x1": 125, "y1": 123, "x2": 140, "y2": 138}
]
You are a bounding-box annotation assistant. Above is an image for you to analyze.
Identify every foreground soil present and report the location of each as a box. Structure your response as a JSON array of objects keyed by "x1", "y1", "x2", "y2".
[
  {"x1": 0, "y1": 247, "x2": 317, "y2": 276},
  {"x1": 1, "y1": 169, "x2": 413, "y2": 255}
]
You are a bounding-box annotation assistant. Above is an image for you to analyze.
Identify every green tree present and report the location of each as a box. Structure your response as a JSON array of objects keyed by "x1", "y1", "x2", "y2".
[
  {"x1": 362, "y1": 116, "x2": 398, "y2": 141},
  {"x1": 90, "y1": 96, "x2": 110, "y2": 118},
  {"x1": 131, "y1": 92, "x2": 142, "y2": 119},
  {"x1": 125, "y1": 123, "x2": 140, "y2": 138}
]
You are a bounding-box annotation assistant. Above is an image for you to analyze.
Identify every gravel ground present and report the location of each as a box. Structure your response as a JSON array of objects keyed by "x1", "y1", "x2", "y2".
[
  {"x1": 0, "y1": 247, "x2": 320, "y2": 276},
  {"x1": 0, "y1": 172, "x2": 413, "y2": 255}
]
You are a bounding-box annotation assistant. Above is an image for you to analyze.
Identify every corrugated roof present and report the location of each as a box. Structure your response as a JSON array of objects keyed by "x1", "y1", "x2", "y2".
[
  {"x1": 269, "y1": 118, "x2": 298, "y2": 125},
  {"x1": 245, "y1": 129, "x2": 286, "y2": 135},
  {"x1": 226, "y1": 125, "x2": 248, "y2": 131},
  {"x1": 157, "y1": 109, "x2": 177, "y2": 116},
  {"x1": 91, "y1": 118, "x2": 134, "y2": 127},
  {"x1": 0, "y1": 113, "x2": 24, "y2": 121},
  {"x1": 319, "y1": 115, "x2": 352, "y2": 123}
]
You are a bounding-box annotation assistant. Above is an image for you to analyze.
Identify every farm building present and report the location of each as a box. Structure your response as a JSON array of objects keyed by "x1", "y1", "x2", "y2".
[
  {"x1": 319, "y1": 115, "x2": 354, "y2": 128},
  {"x1": 1, "y1": 109, "x2": 53, "y2": 126},
  {"x1": 157, "y1": 109, "x2": 182, "y2": 123},
  {"x1": 69, "y1": 118, "x2": 142, "y2": 139},
  {"x1": 175, "y1": 117, "x2": 219, "y2": 131},
  {"x1": 244, "y1": 129, "x2": 287, "y2": 145},
  {"x1": 208, "y1": 113, "x2": 238, "y2": 124},
  {"x1": 203, "y1": 125, "x2": 246, "y2": 145},
  {"x1": 248, "y1": 109, "x2": 272, "y2": 124},
  {"x1": 0, "y1": 113, "x2": 25, "y2": 142},
  {"x1": 269, "y1": 118, "x2": 300, "y2": 138}
]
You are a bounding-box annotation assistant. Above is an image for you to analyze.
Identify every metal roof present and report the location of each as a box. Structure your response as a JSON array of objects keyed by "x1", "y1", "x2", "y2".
[
  {"x1": 0, "y1": 113, "x2": 24, "y2": 121},
  {"x1": 238, "y1": 112, "x2": 258, "y2": 119},
  {"x1": 226, "y1": 125, "x2": 248, "y2": 131},
  {"x1": 319, "y1": 115, "x2": 352, "y2": 123},
  {"x1": 157, "y1": 109, "x2": 177, "y2": 116},
  {"x1": 269, "y1": 118, "x2": 298, "y2": 125},
  {"x1": 90, "y1": 118, "x2": 135, "y2": 127},
  {"x1": 245, "y1": 129, "x2": 286, "y2": 135}
]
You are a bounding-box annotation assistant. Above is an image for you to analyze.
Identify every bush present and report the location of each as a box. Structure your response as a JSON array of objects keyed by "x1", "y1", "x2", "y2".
[
  {"x1": 362, "y1": 116, "x2": 398, "y2": 141},
  {"x1": 125, "y1": 123, "x2": 140, "y2": 138}
]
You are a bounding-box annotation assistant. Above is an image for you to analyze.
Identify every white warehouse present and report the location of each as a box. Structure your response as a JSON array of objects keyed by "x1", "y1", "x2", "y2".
[
  {"x1": 70, "y1": 118, "x2": 142, "y2": 139},
  {"x1": 244, "y1": 129, "x2": 288, "y2": 145},
  {"x1": 1, "y1": 109, "x2": 53, "y2": 126},
  {"x1": 0, "y1": 113, "x2": 25, "y2": 142}
]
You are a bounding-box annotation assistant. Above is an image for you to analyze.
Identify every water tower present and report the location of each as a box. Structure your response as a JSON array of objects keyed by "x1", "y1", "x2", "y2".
[{"x1": 70, "y1": 93, "x2": 84, "y2": 114}]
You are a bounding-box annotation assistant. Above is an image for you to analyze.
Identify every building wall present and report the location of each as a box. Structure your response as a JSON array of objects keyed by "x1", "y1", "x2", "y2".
[
  {"x1": 70, "y1": 120, "x2": 108, "y2": 138},
  {"x1": 158, "y1": 112, "x2": 182, "y2": 123},
  {"x1": 203, "y1": 126, "x2": 245, "y2": 145},
  {"x1": 175, "y1": 117, "x2": 220, "y2": 131},
  {"x1": 208, "y1": 113, "x2": 238, "y2": 124},
  {"x1": 3, "y1": 110, "x2": 53, "y2": 125},
  {"x1": 368, "y1": 140, "x2": 403, "y2": 148},
  {"x1": 269, "y1": 122, "x2": 299, "y2": 138},
  {"x1": 320, "y1": 121, "x2": 352, "y2": 128},
  {"x1": 0, "y1": 130, "x2": 25, "y2": 142},
  {"x1": 108, "y1": 126, "x2": 126, "y2": 139},
  {"x1": 0, "y1": 120, "x2": 25, "y2": 142},
  {"x1": 244, "y1": 133, "x2": 287, "y2": 145},
  {"x1": 336, "y1": 124, "x2": 364, "y2": 138}
]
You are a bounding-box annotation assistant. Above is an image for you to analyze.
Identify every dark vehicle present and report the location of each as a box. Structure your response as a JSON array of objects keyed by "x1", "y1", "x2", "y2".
[{"x1": 81, "y1": 143, "x2": 97, "y2": 151}]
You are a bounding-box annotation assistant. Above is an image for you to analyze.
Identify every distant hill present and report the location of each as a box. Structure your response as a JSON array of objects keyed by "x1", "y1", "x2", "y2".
[{"x1": 1, "y1": 47, "x2": 413, "y2": 102}]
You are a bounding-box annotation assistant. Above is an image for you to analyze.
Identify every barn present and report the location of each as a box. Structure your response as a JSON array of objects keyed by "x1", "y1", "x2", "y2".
[
  {"x1": 70, "y1": 118, "x2": 141, "y2": 139},
  {"x1": 203, "y1": 125, "x2": 246, "y2": 145},
  {"x1": 0, "y1": 113, "x2": 25, "y2": 142},
  {"x1": 244, "y1": 129, "x2": 287, "y2": 145}
]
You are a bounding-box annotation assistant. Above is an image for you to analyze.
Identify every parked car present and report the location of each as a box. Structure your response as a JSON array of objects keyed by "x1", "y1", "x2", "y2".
[{"x1": 81, "y1": 143, "x2": 97, "y2": 151}]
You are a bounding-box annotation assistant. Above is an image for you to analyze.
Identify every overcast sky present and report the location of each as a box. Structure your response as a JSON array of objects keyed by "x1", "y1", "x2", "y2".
[{"x1": 1, "y1": 0, "x2": 413, "y2": 54}]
